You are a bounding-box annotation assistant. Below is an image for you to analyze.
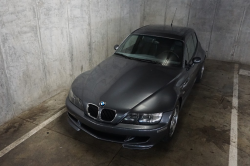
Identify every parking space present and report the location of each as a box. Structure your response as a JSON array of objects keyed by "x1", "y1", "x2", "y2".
[
  {"x1": 238, "y1": 64, "x2": 250, "y2": 166},
  {"x1": 0, "y1": 59, "x2": 249, "y2": 166}
]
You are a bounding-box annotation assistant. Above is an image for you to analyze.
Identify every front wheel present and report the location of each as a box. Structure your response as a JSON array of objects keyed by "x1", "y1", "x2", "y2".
[{"x1": 163, "y1": 102, "x2": 180, "y2": 142}]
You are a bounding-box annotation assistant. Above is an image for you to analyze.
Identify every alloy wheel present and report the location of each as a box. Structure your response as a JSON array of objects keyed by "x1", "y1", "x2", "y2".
[
  {"x1": 200, "y1": 65, "x2": 205, "y2": 79},
  {"x1": 169, "y1": 104, "x2": 179, "y2": 137}
]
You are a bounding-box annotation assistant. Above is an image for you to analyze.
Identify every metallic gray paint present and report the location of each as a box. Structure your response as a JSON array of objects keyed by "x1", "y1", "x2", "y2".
[{"x1": 66, "y1": 25, "x2": 206, "y2": 149}]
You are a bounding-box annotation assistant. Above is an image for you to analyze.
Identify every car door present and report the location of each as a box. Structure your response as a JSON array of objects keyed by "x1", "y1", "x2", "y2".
[
  {"x1": 181, "y1": 33, "x2": 199, "y2": 99},
  {"x1": 187, "y1": 33, "x2": 201, "y2": 83},
  {"x1": 191, "y1": 32, "x2": 202, "y2": 76},
  {"x1": 180, "y1": 42, "x2": 193, "y2": 101}
]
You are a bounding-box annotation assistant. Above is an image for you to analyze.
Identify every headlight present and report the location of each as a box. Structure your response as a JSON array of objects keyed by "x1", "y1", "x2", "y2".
[
  {"x1": 138, "y1": 113, "x2": 162, "y2": 124},
  {"x1": 69, "y1": 89, "x2": 83, "y2": 109},
  {"x1": 122, "y1": 113, "x2": 139, "y2": 124},
  {"x1": 122, "y1": 112, "x2": 163, "y2": 125}
]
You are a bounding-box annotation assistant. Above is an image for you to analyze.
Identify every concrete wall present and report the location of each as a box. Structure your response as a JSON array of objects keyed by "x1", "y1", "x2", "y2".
[
  {"x1": 1, "y1": 0, "x2": 250, "y2": 125},
  {"x1": 143, "y1": 0, "x2": 250, "y2": 64},
  {"x1": 0, "y1": 0, "x2": 144, "y2": 125}
]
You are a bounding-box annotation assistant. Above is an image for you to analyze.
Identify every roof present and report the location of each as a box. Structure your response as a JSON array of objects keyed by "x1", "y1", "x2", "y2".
[{"x1": 132, "y1": 25, "x2": 194, "y2": 41}]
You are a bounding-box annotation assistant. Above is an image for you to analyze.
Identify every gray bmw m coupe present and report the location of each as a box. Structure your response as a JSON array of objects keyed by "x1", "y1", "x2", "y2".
[{"x1": 66, "y1": 25, "x2": 206, "y2": 149}]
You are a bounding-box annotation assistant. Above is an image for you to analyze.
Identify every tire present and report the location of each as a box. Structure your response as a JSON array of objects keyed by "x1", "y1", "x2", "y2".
[
  {"x1": 163, "y1": 101, "x2": 180, "y2": 142},
  {"x1": 196, "y1": 64, "x2": 205, "y2": 83}
]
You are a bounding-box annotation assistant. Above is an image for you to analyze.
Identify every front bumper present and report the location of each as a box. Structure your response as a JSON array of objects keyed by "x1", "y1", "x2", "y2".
[{"x1": 66, "y1": 97, "x2": 173, "y2": 149}]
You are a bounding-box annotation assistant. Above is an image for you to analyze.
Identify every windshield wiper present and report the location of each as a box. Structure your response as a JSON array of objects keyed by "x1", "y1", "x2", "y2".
[
  {"x1": 115, "y1": 53, "x2": 130, "y2": 59},
  {"x1": 134, "y1": 58, "x2": 160, "y2": 64},
  {"x1": 115, "y1": 53, "x2": 160, "y2": 64}
]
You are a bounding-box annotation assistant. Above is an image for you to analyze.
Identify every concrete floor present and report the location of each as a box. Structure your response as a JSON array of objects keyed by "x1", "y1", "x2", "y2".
[{"x1": 0, "y1": 59, "x2": 249, "y2": 166}]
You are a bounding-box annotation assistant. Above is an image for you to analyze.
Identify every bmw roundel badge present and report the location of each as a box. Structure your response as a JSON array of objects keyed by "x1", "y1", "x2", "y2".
[{"x1": 99, "y1": 101, "x2": 106, "y2": 107}]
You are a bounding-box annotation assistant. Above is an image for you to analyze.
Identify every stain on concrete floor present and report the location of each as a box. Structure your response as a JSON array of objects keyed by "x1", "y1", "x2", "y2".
[
  {"x1": 198, "y1": 125, "x2": 230, "y2": 152},
  {"x1": 3, "y1": 122, "x2": 23, "y2": 134}
]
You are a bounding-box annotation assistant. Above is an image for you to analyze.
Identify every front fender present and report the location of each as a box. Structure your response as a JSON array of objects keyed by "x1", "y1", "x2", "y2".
[{"x1": 132, "y1": 82, "x2": 179, "y2": 113}]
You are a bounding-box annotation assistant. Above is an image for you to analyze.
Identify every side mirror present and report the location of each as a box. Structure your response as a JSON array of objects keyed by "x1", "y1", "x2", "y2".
[
  {"x1": 192, "y1": 57, "x2": 201, "y2": 64},
  {"x1": 114, "y1": 44, "x2": 119, "y2": 50}
]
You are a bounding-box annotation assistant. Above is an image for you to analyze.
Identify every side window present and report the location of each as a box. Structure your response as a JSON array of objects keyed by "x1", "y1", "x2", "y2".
[
  {"x1": 186, "y1": 35, "x2": 195, "y2": 62},
  {"x1": 184, "y1": 45, "x2": 189, "y2": 65},
  {"x1": 192, "y1": 33, "x2": 198, "y2": 49}
]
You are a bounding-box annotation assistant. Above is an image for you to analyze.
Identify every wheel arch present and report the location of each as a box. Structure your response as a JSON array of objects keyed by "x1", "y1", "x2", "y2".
[{"x1": 178, "y1": 97, "x2": 182, "y2": 108}]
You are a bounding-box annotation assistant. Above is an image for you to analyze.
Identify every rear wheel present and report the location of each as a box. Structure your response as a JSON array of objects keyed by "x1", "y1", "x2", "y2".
[{"x1": 196, "y1": 64, "x2": 204, "y2": 83}]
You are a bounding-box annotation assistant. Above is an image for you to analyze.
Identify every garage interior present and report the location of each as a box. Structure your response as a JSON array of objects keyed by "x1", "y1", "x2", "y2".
[{"x1": 0, "y1": 0, "x2": 250, "y2": 166}]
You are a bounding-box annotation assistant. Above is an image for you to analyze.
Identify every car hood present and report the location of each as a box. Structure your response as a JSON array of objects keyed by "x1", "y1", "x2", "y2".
[{"x1": 72, "y1": 55, "x2": 182, "y2": 111}]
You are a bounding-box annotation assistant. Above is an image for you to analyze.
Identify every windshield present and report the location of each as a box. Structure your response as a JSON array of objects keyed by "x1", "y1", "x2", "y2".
[{"x1": 115, "y1": 35, "x2": 183, "y2": 67}]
